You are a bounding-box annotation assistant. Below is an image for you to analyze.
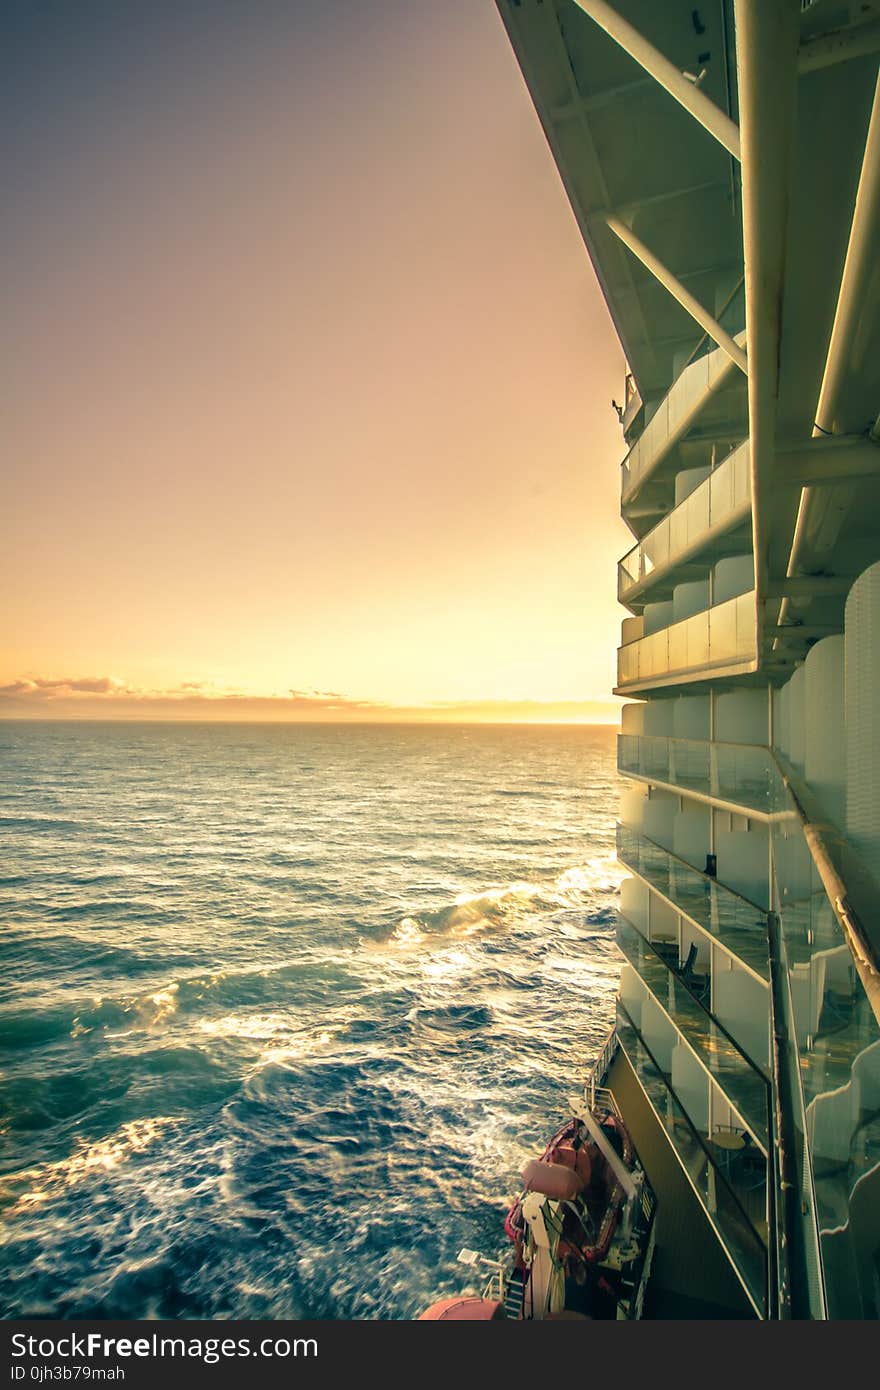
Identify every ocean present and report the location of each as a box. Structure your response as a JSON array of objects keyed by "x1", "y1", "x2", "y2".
[{"x1": 0, "y1": 720, "x2": 622, "y2": 1319}]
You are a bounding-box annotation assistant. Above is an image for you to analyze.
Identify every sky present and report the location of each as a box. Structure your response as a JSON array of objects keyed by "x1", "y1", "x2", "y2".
[{"x1": 2, "y1": 0, "x2": 630, "y2": 723}]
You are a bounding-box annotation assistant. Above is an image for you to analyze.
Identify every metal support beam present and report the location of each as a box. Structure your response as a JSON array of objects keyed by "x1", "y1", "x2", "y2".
[
  {"x1": 735, "y1": 0, "x2": 801, "y2": 659},
  {"x1": 814, "y1": 72, "x2": 880, "y2": 437},
  {"x1": 679, "y1": 433, "x2": 749, "y2": 454},
  {"x1": 764, "y1": 577, "x2": 851, "y2": 600},
  {"x1": 572, "y1": 0, "x2": 741, "y2": 159},
  {"x1": 587, "y1": 178, "x2": 731, "y2": 225},
  {"x1": 777, "y1": 73, "x2": 880, "y2": 637},
  {"x1": 798, "y1": 17, "x2": 880, "y2": 74},
  {"x1": 776, "y1": 435, "x2": 880, "y2": 484},
  {"x1": 606, "y1": 216, "x2": 748, "y2": 375},
  {"x1": 769, "y1": 624, "x2": 843, "y2": 640},
  {"x1": 549, "y1": 75, "x2": 653, "y2": 120}
]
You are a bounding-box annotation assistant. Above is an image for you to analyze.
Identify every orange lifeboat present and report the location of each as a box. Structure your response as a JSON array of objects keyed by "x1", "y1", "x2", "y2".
[{"x1": 418, "y1": 1297, "x2": 504, "y2": 1320}]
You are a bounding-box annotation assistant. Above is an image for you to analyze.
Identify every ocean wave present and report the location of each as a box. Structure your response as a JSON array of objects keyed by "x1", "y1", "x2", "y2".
[
  {"x1": 0, "y1": 1116, "x2": 181, "y2": 1217},
  {"x1": 0, "y1": 816, "x2": 85, "y2": 833},
  {"x1": 408, "y1": 1003, "x2": 494, "y2": 1033},
  {"x1": 1, "y1": 721, "x2": 622, "y2": 1319},
  {"x1": 55, "y1": 959, "x2": 364, "y2": 1041},
  {"x1": 377, "y1": 856, "x2": 622, "y2": 946}
]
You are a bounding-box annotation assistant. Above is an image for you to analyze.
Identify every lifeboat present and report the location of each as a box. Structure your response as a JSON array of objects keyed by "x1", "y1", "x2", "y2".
[
  {"x1": 419, "y1": 1297, "x2": 504, "y2": 1320},
  {"x1": 418, "y1": 1095, "x2": 656, "y2": 1322},
  {"x1": 501, "y1": 1100, "x2": 656, "y2": 1320}
]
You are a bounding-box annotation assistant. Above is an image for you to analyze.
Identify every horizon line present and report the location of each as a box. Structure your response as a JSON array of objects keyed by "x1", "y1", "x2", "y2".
[{"x1": 0, "y1": 714, "x2": 621, "y2": 728}]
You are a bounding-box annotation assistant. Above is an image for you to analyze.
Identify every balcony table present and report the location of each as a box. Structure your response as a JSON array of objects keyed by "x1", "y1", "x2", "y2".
[{"x1": 710, "y1": 1130, "x2": 745, "y2": 1177}]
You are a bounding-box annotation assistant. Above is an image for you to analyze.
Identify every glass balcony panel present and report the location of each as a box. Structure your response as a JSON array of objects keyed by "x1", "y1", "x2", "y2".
[
  {"x1": 618, "y1": 444, "x2": 750, "y2": 604},
  {"x1": 767, "y1": 768, "x2": 880, "y2": 1318},
  {"x1": 668, "y1": 619, "x2": 689, "y2": 675},
  {"x1": 709, "y1": 598, "x2": 736, "y2": 660},
  {"x1": 735, "y1": 591, "x2": 756, "y2": 659},
  {"x1": 709, "y1": 457, "x2": 733, "y2": 519},
  {"x1": 673, "y1": 739, "x2": 711, "y2": 794},
  {"x1": 732, "y1": 445, "x2": 750, "y2": 508},
  {"x1": 714, "y1": 744, "x2": 770, "y2": 811},
  {"x1": 642, "y1": 519, "x2": 669, "y2": 575},
  {"x1": 618, "y1": 551, "x2": 641, "y2": 593},
  {"x1": 617, "y1": 919, "x2": 768, "y2": 1140},
  {"x1": 621, "y1": 341, "x2": 737, "y2": 503},
  {"x1": 618, "y1": 642, "x2": 638, "y2": 685},
  {"x1": 668, "y1": 354, "x2": 709, "y2": 437},
  {"x1": 616, "y1": 1006, "x2": 768, "y2": 1314},
  {"x1": 685, "y1": 481, "x2": 710, "y2": 544},
  {"x1": 649, "y1": 629, "x2": 667, "y2": 679},
  {"x1": 686, "y1": 609, "x2": 709, "y2": 671},
  {"x1": 669, "y1": 504, "x2": 688, "y2": 558},
  {"x1": 646, "y1": 738, "x2": 672, "y2": 784},
  {"x1": 617, "y1": 824, "x2": 769, "y2": 982},
  {"x1": 618, "y1": 734, "x2": 771, "y2": 816},
  {"x1": 616, "y1": 593, "x2": 757, "y2": 690}
]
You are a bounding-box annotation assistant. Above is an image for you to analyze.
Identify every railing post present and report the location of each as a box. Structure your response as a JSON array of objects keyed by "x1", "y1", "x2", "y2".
[{"x1": 766, "y1": 908, "x2": 826, "y2": 1319}]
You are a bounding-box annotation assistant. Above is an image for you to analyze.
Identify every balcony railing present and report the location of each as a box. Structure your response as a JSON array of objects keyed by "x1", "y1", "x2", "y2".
[
  {"x1": 616, "y1": 1003, "x2": 768, "y2": 1316},
  {"x1": 767, "y1": 757, "x2": 880, "y2": 1319},
  {"x1": 617, "y1": 591, "x2": 756, "y2": 691},
  {"x1": 620, "y1": 329, "x2": 746, "y2": 506},
  {"x1": 618, "y1": 918, "x2": 769, "y2": 1141},
  {"x1": 618, "y1": 442, "x2": 750, "y2": 604},
  {"x1": 617, "y1": 824, "x2": 769, "y2": 982},
  {"x1": 618, "y1": 732, "x2": 880, "y2": 1316},
  {"x1": 618, "y1": 734, "x2": 771, "y2": 816}
]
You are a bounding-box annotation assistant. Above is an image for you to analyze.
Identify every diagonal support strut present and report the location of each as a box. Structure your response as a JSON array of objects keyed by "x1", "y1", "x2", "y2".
[
  {"x1": 573, "y1": 0, "x2": 742, "y2": 159},
  {"x1": 606, "y1": 216, "x2": 749, "y2": 375}
]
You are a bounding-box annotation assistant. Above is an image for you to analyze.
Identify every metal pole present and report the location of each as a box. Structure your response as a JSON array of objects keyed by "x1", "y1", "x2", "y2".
[
  {"x1": 777, "y1": 72, "x2": 880, "y2": 634},
  {"x1": 814, "y1": 72, "x2": 880, "y2": 437},
  {"x1": 733, "y1": 0, "x2": 801, "y2": 656}
]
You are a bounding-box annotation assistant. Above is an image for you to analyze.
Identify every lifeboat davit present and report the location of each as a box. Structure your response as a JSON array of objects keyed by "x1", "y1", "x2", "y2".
[
  {"x1": 508, "y1": 1112, "x2": 636, "y2": 1268},
  {"x1": 416, "y1": 1094, "x2": 656, "y2": 1322}
]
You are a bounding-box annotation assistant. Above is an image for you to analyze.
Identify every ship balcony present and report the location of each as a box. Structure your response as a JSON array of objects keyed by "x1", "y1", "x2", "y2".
[
  {"x1": 616, "y1": 1001, "x2": 768, "y2": 1319},
  {"x1": 620, "y1": 868, "x2": 770, "y2": 1070},
  {"x1": 618, "y1": 734, "x2": 771, "y2": 818},
  {"x1": 618, "y1": 442, "x2": 751, "y2": 609},
  {"x1": 767, "y1": 762, "x2": 880, "y2": 1317},
  {"x1": 617, "y1": 917, "x2": 768, "y2": 1142},
  {"x1": 616, "y1": 591, "x2": 756, "y2": 694},
  {"x1": 617, "y1": 824, "x2": 769, "y2": 983},
  {"x1": 620, "y1": 325, "x2": 747, "y2": 528}
]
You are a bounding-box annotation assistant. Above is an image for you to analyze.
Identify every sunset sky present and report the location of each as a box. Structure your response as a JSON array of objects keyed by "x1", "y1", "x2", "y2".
[{"x1": 3, "y1": 0, "x2": 629, "y2": 723}]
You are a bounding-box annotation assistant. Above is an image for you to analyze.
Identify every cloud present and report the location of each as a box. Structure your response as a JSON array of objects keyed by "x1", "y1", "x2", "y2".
[
  {"x1": 0, "y1": 676, "x2": 621, "y2": 724},
  {"x1": 0, "y1": 675, "x2": 389, "y2": 718},
  {"x1": 0, "y1": 676, "x2": 131, "y2": 698},
  {"x1": 287, "y1": 688, "x2": 373, "y2": 710}
]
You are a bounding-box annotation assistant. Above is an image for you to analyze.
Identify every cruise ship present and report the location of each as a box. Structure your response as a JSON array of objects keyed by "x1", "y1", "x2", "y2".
[{"x1": 495, "y1": 0, "x2": 880, "y2": 1319}]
